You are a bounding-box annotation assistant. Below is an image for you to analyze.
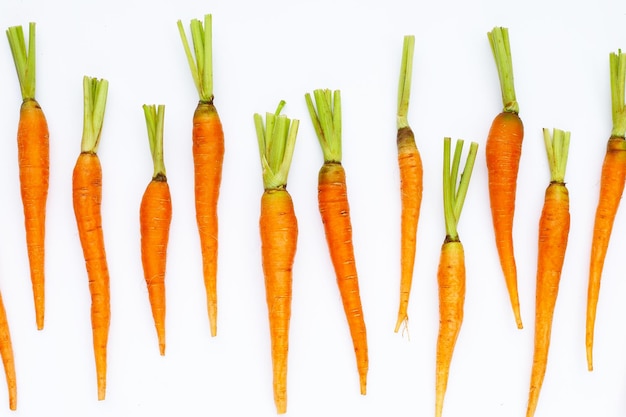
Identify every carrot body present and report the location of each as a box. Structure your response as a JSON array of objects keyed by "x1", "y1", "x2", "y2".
[
  {"x1": 72, "y1": 152, "x2": 110, "y2": 401},
  {"x1": 318, "y1": 162, "x2": 368, "y2": 395},
  {"x1": 486, "y1": 110, "x2": 524, "y2": 329},
  {"x1": 0, "y1": 293, "x2": 16, "y2": 410},
  {"x1": 192, "y1": 101, "x2": 224, "y2": 337},
  {"x1": 260, "y1": 189, "x2": 297, "y2": 414}
]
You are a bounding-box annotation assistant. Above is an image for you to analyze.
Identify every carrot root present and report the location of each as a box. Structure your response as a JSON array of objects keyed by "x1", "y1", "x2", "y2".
[{"x1": 0, "y1": 292, "x2": 16, "y2": 411}]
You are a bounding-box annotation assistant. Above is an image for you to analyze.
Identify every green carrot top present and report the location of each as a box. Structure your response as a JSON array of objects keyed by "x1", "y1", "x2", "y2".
[
  {"x1": 397, "y1": 35, "x2": 415, "y2": 129},
  {"x1": 254, "y1": 100, "x2": 300, "y2": 190},
  {"x1": 610, "y1": 50, "x2": 626, "y2": 138},
  {"x1": 488, "y1": 27, "x2": 519, "y2": 114},
  {"x1": 6, "y1": 22, "x2": 37, "y2": 101},
  {"x1": 305, "y1": 89, "x2": 342, "y2": 164},
  {"x1": 81, "y1": 76, "x2": 109, "y2": 154},
  {"x1": 543, "y1": 128, "x2": 570, "y2": 184},
  {"x1": 443, "y1": 138, "x2": 479, "y2": 241},
  {"x1": 143, "y1": 104, "x2": 167, "y2": 180},
  {"x1": 177, "y1": 14, "x2": 214, "y2": 103}
]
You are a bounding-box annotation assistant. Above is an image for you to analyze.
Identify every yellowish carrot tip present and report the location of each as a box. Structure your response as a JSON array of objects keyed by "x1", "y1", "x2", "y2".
[
  {"x1": 360, "y1": 377, "x2": 367, "y2": 395},
  {"x1": 159, "y1": 344, "x2": 165, "y2": 356},
  {"x1": 98, "y1": 388, "x2": 105, "y2": 401}
]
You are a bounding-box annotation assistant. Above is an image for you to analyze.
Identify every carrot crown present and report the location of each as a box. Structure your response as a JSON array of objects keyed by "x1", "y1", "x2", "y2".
[
  {"x1": 254, "y1": 100, "x2": 300, "y2": 190},
  {"x1": 305, "y1": 89, "x2": 342, "y2": 163},
  {"x1": 6, "y1": 22, "x2": 37, "y2": 101},
  {"x1": 143, "y1": 104, "x2": 167, "y2": 180},
  {"x1": 442, "y1": 138, "x2": 478, "y2": 241},
  {"x1": 397, "y1": 35, "x2": 415, "y2": 129},
  {"x1": 81, "y1": 76, "x2": 109, "y2": 154},
  {"x1": 488, "y1": 27, "x2": 519, "y2": 114},
  {"x1": 610, "y1": 50, "x2": 626, "y2": 138},
  {"x1": 177, "y1": 14, "x2": 214, "y2": 103},
  {"x1": 543, "y1": 128, "x2": 570, "y2": 184}
]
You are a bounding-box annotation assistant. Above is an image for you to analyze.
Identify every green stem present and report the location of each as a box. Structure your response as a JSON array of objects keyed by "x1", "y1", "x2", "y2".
[
  {"x1": 397, "y1": 35, "x2": 415, "y2": 129},
  {"x1": 305, "y1": 89, "x2": 342, "y2": 163},
  {"x1": 81, "y1": 76, "x2": 109, "y2": 154},
  {"x1": 177, "y1": 14, "x2": 213, "y2": 103},
  {"x1": 610, "y1": 50, "x2": 626, "y2": 138},
  {"x1": 6, "y1": 22, "x2": 36, "y2": 100},
  {"x1": 488, "y1": 27, "x2": 519, "y2": 114},
  {"x1": 543, "y1": 128, "x2": 570, "y2": 183},
  {"x1": 143, "y1": 104, "x2": 167, "y2": 179}
]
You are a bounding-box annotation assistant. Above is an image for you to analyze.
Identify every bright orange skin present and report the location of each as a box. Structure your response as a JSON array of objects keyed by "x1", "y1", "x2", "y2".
[
  {"x1": 140, "y1": 178, "x2": 172, "y2": 356},
  {"x1": 17, "y1": 98, "x2": 49, "y2": 330},
  {"x1": 486, "y1": 110, "x2": 524, "y2": 329},
  {"x1": 192, "y1": 101, "x2": 224, "y2": 337},
  {"x1": 527, "y1": 183, "x2": 570, "y2": 417},
  {"x1": 0, "y1": 292, "x2": 17, "y2": 410},
  {"x1": 260, "y1": 189, "x2": 298, "y2": 414},
  {"x1": 72, "y1": 152, "x2": 110, "y2": 401},
  {"x1": 318, "y1": 162, "x2": 368, "y2": 395},
  {"x1": 586, "y1": 136, "x2": 626, "y2": 370},
  {"x1": 435, "y1": 239, "x2": 465, "y2": 417},
  {"x1": 395, "y1": 127, "x2": 423, "y2": 332}
]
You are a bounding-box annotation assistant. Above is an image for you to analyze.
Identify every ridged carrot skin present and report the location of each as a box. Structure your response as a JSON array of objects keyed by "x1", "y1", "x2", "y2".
[{"x1": 0, "y1": 293, "x2": 16, "y2": 410}]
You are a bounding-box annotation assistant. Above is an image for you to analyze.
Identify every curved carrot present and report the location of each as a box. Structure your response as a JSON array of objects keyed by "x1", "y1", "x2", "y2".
[
  {"x1": 0, "y1": 293, "x2": 16, "y2": 411},
  {"x1": 305, "y1": 89, "x2": 368, "y2": 395},
  {"x1": 526, "y1": 128, "x2": 571, "y2": 417},
  {"x1": 255, "y1": 101, "x2": 299, "y2": 413},
  {"x1": 140, "y1": 105, "x2": 172, "y2": 356},
  {"x1": 486, "y1": 27, "x2": 524, "y2": 329},
  {"x1": 6, "y1": 22, "x2": 49, "y2": 330},
  {"x1": 586, "y1": 50, "x2": 626, "y2": 371},
  {"x1": 72, "y1": 76, "x2": 110, "y2": 401},
  {"x1": 178, "y1": 14, "x2": 225, "y2": 337},
  {"x1": 394, "y1": 35, "x2": 424, "y2": 333}
]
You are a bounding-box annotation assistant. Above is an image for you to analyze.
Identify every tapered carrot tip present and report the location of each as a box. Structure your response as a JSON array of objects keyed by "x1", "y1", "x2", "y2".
[
  {"x1": 159, "y1": 342, "x2": 165, "y2": 356},
  {"x1": 360, "y1": 375, "x2": 366, "y2": 395},
  {"x1": 98, "y1": 383, "x2": 105, "y2": 401}
]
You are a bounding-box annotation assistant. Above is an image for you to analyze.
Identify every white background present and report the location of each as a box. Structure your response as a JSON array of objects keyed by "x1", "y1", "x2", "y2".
[{"x1": 1, "y1": 0, "x2": 626, "y2": 416}]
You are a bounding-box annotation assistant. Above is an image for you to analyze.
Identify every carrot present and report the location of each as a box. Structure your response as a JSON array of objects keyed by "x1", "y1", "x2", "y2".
[
  {"x1": 305, "y1": 89, "x2": 368, "y2": 395},
  {"x1": 254, "y1": 101, "x2": 299, "y2": 414},
  {"x1": 436, "y1": 137, "x2": 478, "y2": 417},
  {"x1": 0, "y1": 293, "x2": 16, "y2": 411},
  {"x1": 586, "y1": 50, "x2": 626, "y2": 371},
  {"x1": 178, "y1": 14, "x2": 224, "y2": 337},
  {"x1": 526, "y1": 128, "x2": 571, "y2": 417},
  {"x1": 140, "y1": 104, "x2": 172, "y2": 356},
  {"x1": 394, "y1": 35, "x2": 424, "y2": 333},
  {"x1": 72, "y1": 76, "x2": 110, "y2": 401},
  {"x1": 486, "y1": 27, "x2": 524, "y2": 329},
  {"x1": 6, "y1": 22, "x2": 49, "y2": 330}
]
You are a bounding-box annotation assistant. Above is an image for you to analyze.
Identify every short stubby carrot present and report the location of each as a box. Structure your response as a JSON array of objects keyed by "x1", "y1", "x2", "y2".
[{"x1": 0, "y1": 292, "x2": 17, "y2": 410}]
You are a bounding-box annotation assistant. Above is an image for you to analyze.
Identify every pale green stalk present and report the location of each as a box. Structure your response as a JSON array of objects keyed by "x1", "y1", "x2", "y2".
[
  {"x1": 543, "y1": 128, "x2": 570, "y2": 184},
  {"x1": 177, "y1": 14, "x2": 214, "y2": 103},
  {"x1": 143, "y1": 104, "x2": 167, "y2": 179},
  {"x1": 397, "y1": 35, "x2": 415, "y2": 129},
  {"x1": 81, "y1": 76, "x2": 109, "y2": 153},
  {"x1": 6, "y1": 22, "x2": 37, "y2": 100},
  {"x1": 305, "y1": 89, "x2": 342, "y2": 163},
  {"x1": 488, "y1": 27, "x2": 519, "y2": 114},
  {"x1": 610, "y1": 51, "x2": 626, "y2": 138}
]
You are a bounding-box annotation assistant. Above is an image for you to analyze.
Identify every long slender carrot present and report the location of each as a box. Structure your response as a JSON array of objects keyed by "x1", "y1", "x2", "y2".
[
  {"x1": 140, "y1": 104, "x2": 172, "y2": 356},
  {"x1": 394, "y1": 35, "x2": 424, "y2": 333},
  {"x1": 526, "y1": 128, "x2": 571, "y2": 417},
  {"x1": 254, "y1": 101, "x2": 299, "y2": 414},
  {"x1": 486, "y1": 27, "x2": 524, "y2": 329},
  {"x1": 436, "y1": 137, "x2": 478, "y2": 417},
  {"x1": 586, "y1": 50, "x2": 626, "y2": 371},
  {"x1": 177, "y1": 14, "x2": 224, "y2": 337},
  {"x1": 72, "y1": 76, "x2": 110, "y2": 401},
  {"x1": 0, "y1": 293, "x2": 16, "y2": 411},
  {"x1": 6, "y1": 22, "x2": 49, "y2": 330},
  {"x1": 305, "y1": 89, "x2": 368, "y2": 395}
]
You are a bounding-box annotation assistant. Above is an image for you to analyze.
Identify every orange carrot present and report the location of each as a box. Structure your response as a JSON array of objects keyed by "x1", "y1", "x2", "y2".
[
  {"x1": 394, "y1": 35, "x2": 424, "y2": 333},
  {"x1": 254, "y1": 101, "x2": 299, "y2": 414},
  {"x1": 586, "y1": 50, "x2": 626, "y2": 371},
  {"x1": 486, "y1": 27, "x2": 524, "y2": 329},
  {"x1": 526, "y1": 128, "x2": 571, "y2": 417},
  {"x1": 178, "y1": 14, "x2": 224, "y2": 337},
  {"x1": 6, "y1": 22, "x2": 49, "y2": 330},
  {"x1": 72, "y1": 76, "x2": 110, "y2": 401},
  {"x1": 305, "y1": 89, "x2": 368, "y2": 395},
  {"x1": 140, "y1": 104, "x2": 172, "y2": 356},
  {"x1": 436, "y1": 137, "x2": 478, "y2": 417},
  {"x1": 0, "y1": 293, "x2": 16, "y2": 411}
]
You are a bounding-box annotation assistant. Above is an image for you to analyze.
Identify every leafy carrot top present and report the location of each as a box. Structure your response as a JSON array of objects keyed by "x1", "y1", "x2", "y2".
[
  {"x1": 305, "y1": 89, "x2": 342, "y2": 164},
  {"x1": 488, "y1": 27, "x2": 519, "y2": 114},
  {"x1": 177, "y1": 14, "x2": 214, "y2": 103},
  {"x1": 543, "y1": 128, "x2": 570, "y2": 184},
  {"x1": 397, "y1": 35, "x2": 415, "y2": 130},
  {"x1": 610, "y1": 51, "x2": 626, "y2": 138},
  {"x1": 143, "y1": 104, "x2": 167, "y2": 180},
  {"x1": 81, "y1": 76, "x2": 109, "y2": 154},
  {"x1": 6, "y1": 22, "x2": 37, "y2": 101}
]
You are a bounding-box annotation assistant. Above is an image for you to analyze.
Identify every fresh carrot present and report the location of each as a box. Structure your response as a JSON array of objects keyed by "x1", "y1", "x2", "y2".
[
  {"x1": 486, "y1": 27, "x2": 524, "y2": 329},
  {"x1": 436, "y1": 137, "x2": 478, "y2": 417},
  {"x1": 586, "y1": 50, "x2": 626, "y2": 371},
  {"x1": 6, "y1": 22, "x2": 49, "y2": 330},
  {"x1": 177, "y1": 14, "x2": 224, "y2": 337},
  {"x1": 0, "y1": 293, "x2": 16, "y2": 411},
  {"x1": 305, "y1": 89, "x2": 368, "y2": 395},
  {"x1": 526, "y1": 128, "x2": 571, "y2": 417},
  {"x1": 72, "y1": 76, "x2": 110, "y2": 401},
  {"x1": 254, "y1": 101, "x2": 299, "y2": 414},
  {"x1": 140, "y1": 104, "x2": 172, "y2": 356},
  {"x1": 394, "y1": 35, "x2": 424, "y2": 333}
]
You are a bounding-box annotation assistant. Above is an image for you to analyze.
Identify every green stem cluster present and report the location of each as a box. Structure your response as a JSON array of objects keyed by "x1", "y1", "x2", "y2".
[
  {"x1": 177, "y1": 14, "x2": 214, "y2": 103},
  {"x1": 305, "y1": 89, "x2": 342, "y2": 163},
  {"x1": 81, "y1": 76, "x2": 109, "y2": 154},
  {"x1": 610, "y1": 50, "x2": 626, "y2": 138},
  {"x1": 488, "y1": 27, "x2": 519, "y2": 114},
  {"x1": 397, "y1": 35, "x2": 415, "y2": 129},
  {"x1": 6, "y1": 22, "x2": 37, "y2": 101},
  {"x1": 143, "y1": 104, "x2": 167, "y2": 179},
  {"x1": 443, "y1": 138, "x2": 478, "y2": 241},
  {"x1": 543, "y1": 128, "x2": 570, "y2": 184}
]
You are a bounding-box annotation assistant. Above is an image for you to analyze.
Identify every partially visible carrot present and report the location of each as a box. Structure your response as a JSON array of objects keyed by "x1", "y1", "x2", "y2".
[
  {"x1": 526, "y1": 128, "x2": 571, "y2": 417},
  {"x1": 486, "y1": 27, "x2": 524, "y2": 329},
  {"x1": 6, "y1": 22, "x2": 49, "y2": 330},
  {"x1": 394, "y1": 35, "x2": 424, "y2": 333},
  {"x1": 305, "y1": 89, "x2": 368, "y2": 395},
  {"x1": 0, "y1": 293, "x2": 16, "y2": 411},
  {"x1": 435, "y1": 137, "x2": 478, "y2": 417},
  {"x1": 140, "y1": 104, "x2": 172, "y2": 356},
  {"x1": 72, "y1": 76, "x2": 110, "y2": 401},
  {"x1": 254, "y1": 101, "x2": 300, "y2": 414},
  {"x1": 586, "y1": 50, "x2": 626, "y2": 371},
  {"x1": 178, "y1": 14, "x2": 225, "y2": 337}
]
